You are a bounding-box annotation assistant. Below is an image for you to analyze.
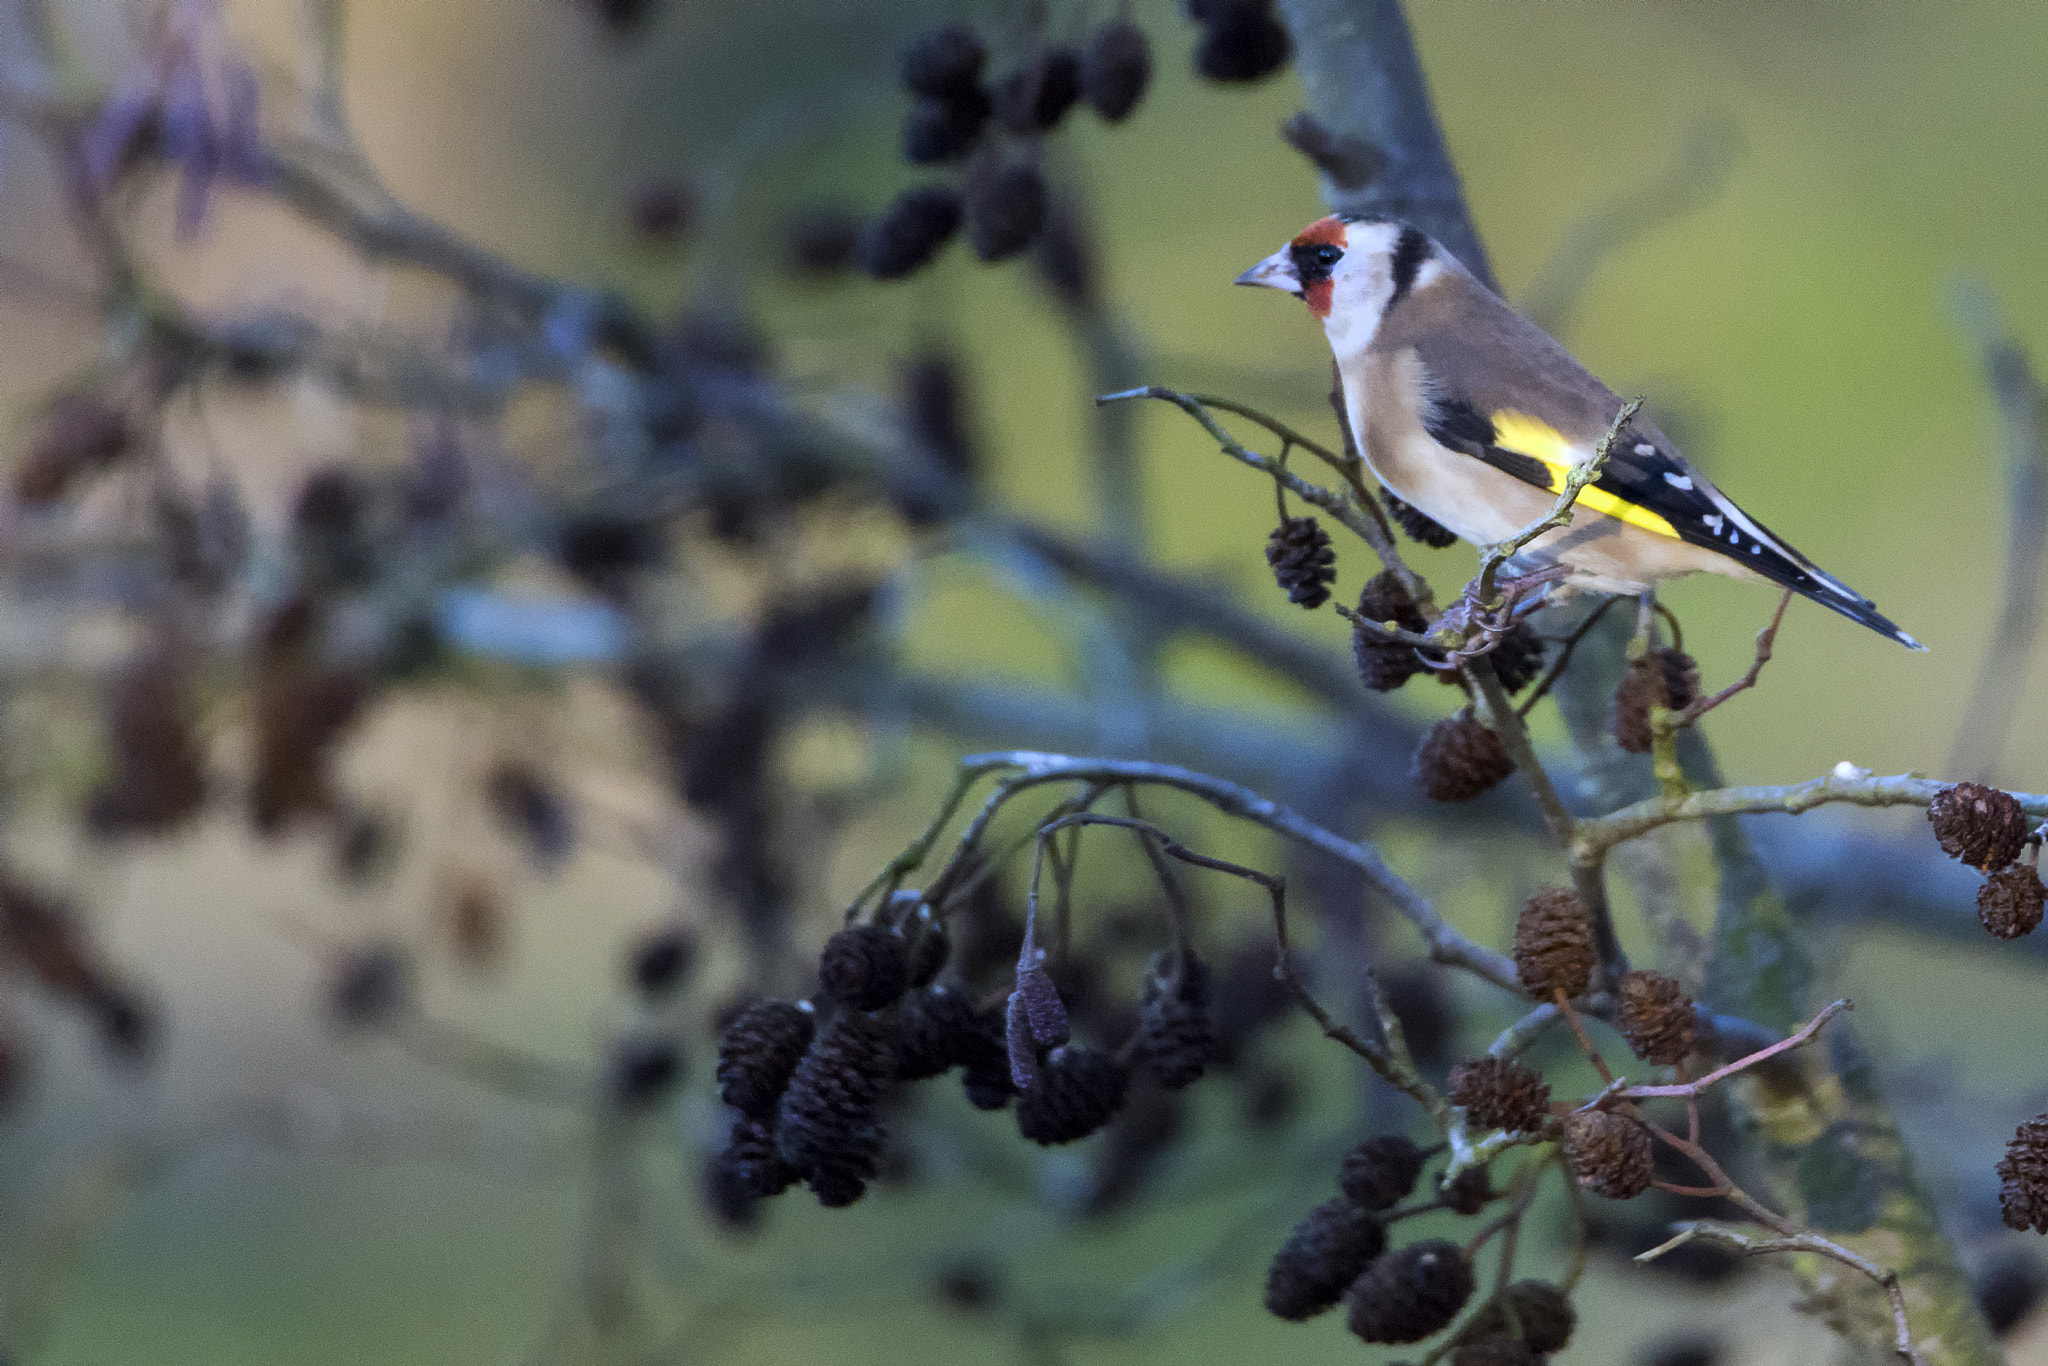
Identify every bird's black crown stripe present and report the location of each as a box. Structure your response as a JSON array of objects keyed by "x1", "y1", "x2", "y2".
[{"x1": 1387, "y1": 227, "x2": 1432, "y2": 308}]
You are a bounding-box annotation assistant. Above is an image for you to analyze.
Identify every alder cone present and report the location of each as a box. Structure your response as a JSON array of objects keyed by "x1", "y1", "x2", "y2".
[
  {"x1": 1616, "y1": 969, "x2": 1697, "y2": 1065},
  {"x1": 1489, "y1": 621, "x2": 1546, "y2": 695},
  {"x1": 817, "y1": 924, "x2": 910, "y2": 1010},
  {"x1": 1016, "y1": 1045, "x2": 1127, "y2": 1144},
  {"x1": 1610, "y1": 647, "x2": 1699, "y2": 754},
  {"x1": 1930, "y1": 782, "x2": 2031, "y2": 872},
  {"x1": 1459, "y1": 1280, "x2": 1576, "y2": 1354},
  {"x1": 1352, "y1": 571, "x2": 1434, "y2": 693},
  {"x1": 1411, "y1": 709, "x2": 1512, "y2": 802},
  {"x1": 1337, "y1": 1134, "x2": 1426, "y2": 1211},
  {"x1": 901, "y1": 26, "x2": 986, "y2": 100},
  {"x1": 1381, "y1": 486, "x2": 1459, "y2": 547},
  {"x1": 1563, "y1": 1109, "x2": 1654, "y2": 1199},
  {"x1": 1512, "y1": 887, "x2": 1595, "y2": 1000},
  {"x1": 1262, "y1": 1197, "x2": 1387, "y2": 1321},
  {"x1": 2000, "y1": 1114, "x2": 2048, "y2": 1233},
  {"x1": 1265, "y1": 515, "x2": 1336, "y2": 609},
  {"x1": 1446, "y1": 1056, "x2": 1551, "y2": 1134},
  {"x1": 1345, "y1": 1240, "x2": 1474, "y2": 1344},
  {"x1": 863, "y1": 187, "x2": 962, "y2": 279},
  {"x1": 1080, "y1": 21, "x2": 1151, "y2": 122},
  {"x1": 716, "y1": 999, "x2": 815, "y2": 1117},
  {"x1": 964, "y1": 161, "x2": 1047, "y2": 262}
]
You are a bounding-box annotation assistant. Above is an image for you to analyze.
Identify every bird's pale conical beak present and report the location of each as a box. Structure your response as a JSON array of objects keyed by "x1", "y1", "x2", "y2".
[{"x1": 1233, "y1": 247, "x2": 1299, "y2": 294}]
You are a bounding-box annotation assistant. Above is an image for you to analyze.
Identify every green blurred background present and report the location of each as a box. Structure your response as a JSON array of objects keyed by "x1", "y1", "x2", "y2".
[{"x1": 4, "y1": 1, "x2": 2048, "y2": 1363}]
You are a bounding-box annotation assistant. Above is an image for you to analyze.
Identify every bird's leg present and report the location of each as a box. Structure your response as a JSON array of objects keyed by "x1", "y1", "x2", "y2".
[{"x1": 1437, "y1": 564, "x2": 1572, "y2": 661}]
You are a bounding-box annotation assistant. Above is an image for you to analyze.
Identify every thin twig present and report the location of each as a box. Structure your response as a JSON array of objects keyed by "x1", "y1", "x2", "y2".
[
  {"x1": 1475, "y1": 398, "x2": 1643, "y2": 604},
  {"x1": 957, "y1": 751, "x2": 1520, "y2": 991},
  {"x1": 1621, "y1": 1000, "x2": 1849, "y2": 1100},
  {"x1": 1636, "y1": 1222, "x2": 1926, "y2": 1365},
  {"x1": 1667, "y1": 588, "x2": 1794, "y2": 729}
]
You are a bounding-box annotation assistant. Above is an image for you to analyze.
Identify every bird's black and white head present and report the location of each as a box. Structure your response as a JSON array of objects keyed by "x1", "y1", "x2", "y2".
[{"x1": 1233, "y1": 215, "x2": 1437, "y2": 355}]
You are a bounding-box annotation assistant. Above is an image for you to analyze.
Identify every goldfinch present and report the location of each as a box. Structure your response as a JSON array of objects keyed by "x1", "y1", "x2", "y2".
[{"x1": 1235, "y1": 215, "x2": 1923, "y2": 649}]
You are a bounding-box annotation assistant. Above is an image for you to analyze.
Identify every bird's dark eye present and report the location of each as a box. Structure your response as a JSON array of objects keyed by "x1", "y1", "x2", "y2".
[{"x1": 1289, "y1": 240, "x2": 1345, "y2": 284}]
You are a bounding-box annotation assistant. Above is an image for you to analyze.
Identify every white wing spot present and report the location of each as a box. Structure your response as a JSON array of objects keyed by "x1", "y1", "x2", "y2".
[
  {"x1": 1751, "y1": 543, "x2": 1762, "y2": 554},
  {"x1": 1634, "y1": 443, "x2": 1654, "y2": 455},
  {"x1": 1703, "y1": 514, "x2": 1724, "y2": 532},
  {"x1": 1663, "y1": 472, "x2": 1693, "y2": 490}
]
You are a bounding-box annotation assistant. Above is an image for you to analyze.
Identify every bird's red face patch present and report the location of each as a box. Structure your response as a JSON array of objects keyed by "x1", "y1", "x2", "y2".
[{"x1": 1289, "y1": 217, "x2": 1348, "y2": 319}]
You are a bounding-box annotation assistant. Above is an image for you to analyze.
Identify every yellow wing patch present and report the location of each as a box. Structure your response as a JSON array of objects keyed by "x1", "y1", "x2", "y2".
[{"x1": 1488, "y1": 409, "x2": 1679, "y2": 540}]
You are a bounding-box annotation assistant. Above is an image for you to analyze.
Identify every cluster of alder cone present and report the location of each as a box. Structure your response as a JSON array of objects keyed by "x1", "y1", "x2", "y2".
[
  {"x1": 1261, "y1": 503, "x2": 1687, "y2": 804},
  {"x1": 709, "y1": 897, "x2": 1213, "y2": 1212},
  {"x1": 1924, "y1": 781, "x2": 2048, "y2": 1238},
  {"x1": 863, "y1": 5, "x2": 1289, "y2": 281},
  {"x1": 1258, "y1": 885, "x2": 1699, "y2": 1365}
]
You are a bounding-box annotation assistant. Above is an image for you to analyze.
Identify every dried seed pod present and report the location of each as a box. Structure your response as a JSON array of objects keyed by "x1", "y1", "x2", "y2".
[
  {"x1": 15, "y1": 392, "x2": 133, "y2": 506},
  {"x1": 1016, "y1": 1045, "x2": 1128, "y2": 1145},
  {"x1": 85, "y1": 639, "x2": 207, "y2": 839},
  {"x1": 895, "y1": 984, "x2": 976, "y2": 1081},
  {"x1": 610, "y1": 1033, "x2": 684, "y2": 1110},
  {"x1": 629, "y1": 924, "x2": 697, "y2": 998},
  {"x1": 328, "y1": 944, "x2": 408, "y2": 1031},
  {"x1": 1194, "y1": 3, "x2": 1290, "y2": 83},
  {"x1": 1265, "y1": 515, "x2": 1337, "y2": 608},
  {"x1": 1460, "y1": 1281, "x2": 1576, "y2": 1354},
  {"x1": 1263, "y1": 1197, "x2": 1387, "y2": 1321},
  {"x1": 1441, "y1": 1163, "x2": 1493, "y2": 1216},
  {"x1": 1610, "y1": 648, "x2": 1701, "y2": 754},
  {"x1": 863, "y1": 186, "x2": 963, "y2": 279},
  {"x1": 1411, "y1": 709, "x2": 1513, "y2": 802},
  {"x1": 819, "y1": 924, "x2": 910, "y2": 1010},
  {"x1": 1135, "y1": 950, "x2": 1214, "y2": 1089},
  {"x1": 1489, "y1": 621, "x2": 1546, "y2": 695},
  {"x1": 719, "y1": 1114, "x2": 796, "y2": 1199},
  {"x1": 1562, "y1": 1109, "x2": 1654, "y2": 1199},
  {"x1": 1449, "y1": 1335, "x2": 1541, "y2": 1366},
  {"x1": 1930, "y1": 782, "x2": 2033, "y2": 872},
  {"x1": 1080, "y1": 21, "x2": 1151, "y2": 122},
  {"x1": 964, "y1": 160, "x2": 1047, "y2": 262},
  {"x1": 2000, "y1": 1114, "x2": 2048, "y2": 1233},
  {"x1": 1380, "y1": 486, "x2": 1460, "y2": 547},
  {"x1": 1617, "y1": 970, "x2": 1697, "y2": 1065},
  {"x1": 1513, "y1": 887, "x2": 1595, "y2": 1000},
  {"x1": 1446, "y1": 1056, "x2": 1551, "y2": 1134},
  {"x1": 902, "y1": 26, "x2": 987, "y2": 100},
  {"x1": 774, "y1": 1011, "x2": 900, "y2": 1206},
  {"x1": 716, "y1": 999, "x2": 816, "y2": 1117},
  {"x1": 903, "y1": 93, "x2": 990, "y2": 164},
  {"x1": 994, "y1": 48, "x2": 1082, "y2": 133},
  {"x1": 783, "y1": 204, "x2": 861, "y2": 277},
  {"x1": 1980, "y1": 865, "x2": 2047, "y2": 939},
  {"x1": 1352, "y1": 571, "x2": 1434, "y2": 692},
  {"x1": 1345, "y1": 1240, "x2": 1474, "y2": 1344},
  {"x1": 902, "y1": 916, "x2": 950, "y2": 989},
  {"x1": 1337, "y1": 1134, "x2": 1426, "y2": 1211},
  {"x1": 441, "y1": 867, "x2": 504, "y2": 969}
]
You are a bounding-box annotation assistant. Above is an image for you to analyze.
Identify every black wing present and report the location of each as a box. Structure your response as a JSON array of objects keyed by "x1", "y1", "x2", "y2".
[{"x1": 1423, "y1": 398, "x2": 1922, "y2": 648}]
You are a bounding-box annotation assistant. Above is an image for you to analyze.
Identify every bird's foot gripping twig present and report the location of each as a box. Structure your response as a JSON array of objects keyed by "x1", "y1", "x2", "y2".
[{"x1": 1426, "y1": 563, "x2": 1571, "y2": 667}]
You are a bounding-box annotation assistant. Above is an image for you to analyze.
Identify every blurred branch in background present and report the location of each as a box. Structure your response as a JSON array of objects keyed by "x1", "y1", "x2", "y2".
[
  {"x1": 1948, "y1": 281, "x2": 2048, "y2": 787},
  {"x1": 1518, "y1": 117, "x2": 1743, "y2": 338}
]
